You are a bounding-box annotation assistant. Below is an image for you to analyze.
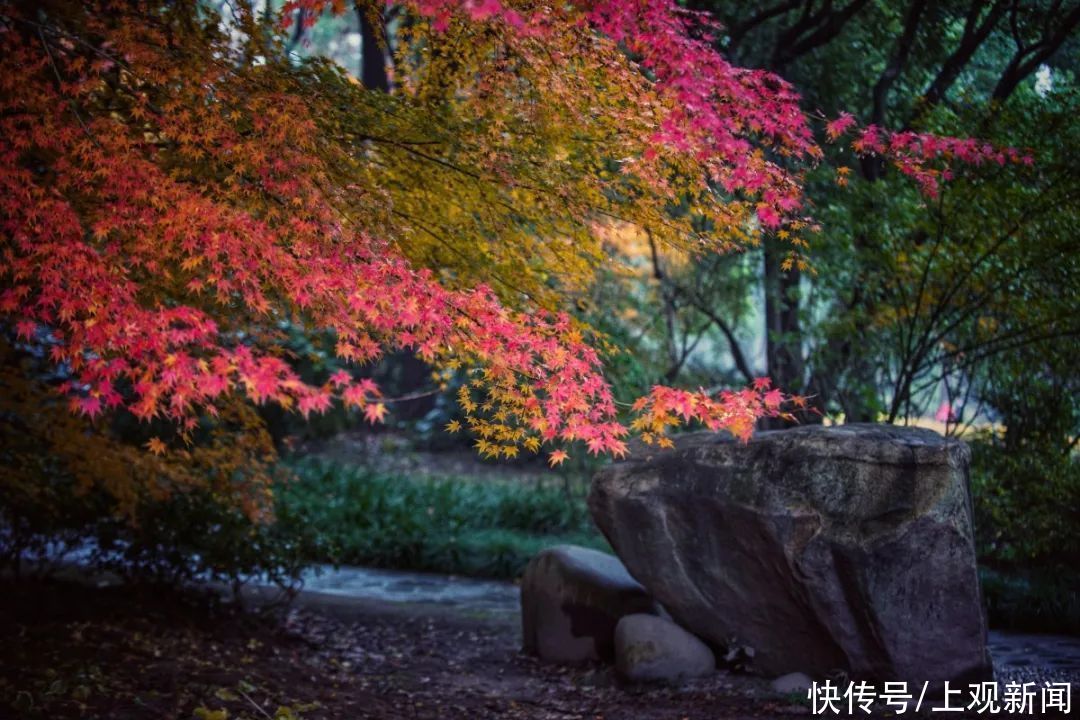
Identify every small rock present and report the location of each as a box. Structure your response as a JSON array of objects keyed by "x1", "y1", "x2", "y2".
[
  {"x1": 721, "y1": 642, "x2": 756, "y2": 670},
  {"x1": 771, "y1": 672, "x2": 813, "y2": 695},
  {"x1": 521, "y1": 545, "x2": 659, "y2": 663},
  {"x1": 614, "y1": 614, "x2": 715, "y2": 682}
]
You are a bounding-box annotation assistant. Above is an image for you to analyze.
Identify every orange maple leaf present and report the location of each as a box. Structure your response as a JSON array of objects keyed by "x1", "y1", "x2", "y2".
[{"x1": 548, "y1": 449, "x2": 569, "y2": 467}]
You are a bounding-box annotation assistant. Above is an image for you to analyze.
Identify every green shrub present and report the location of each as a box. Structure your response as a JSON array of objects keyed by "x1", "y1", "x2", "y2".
[
  {"x1": 276, "y1": 458, "x2": 607, "y2": 578},
  {"x1": 1, "y1": 473, "x2": 330, "y2": 596},
  {"x1": 970, "y1": 434, "x2": 1080, "y2": 634},
  {"x1": 970, "y1": 440, "x2": 1080, "y2": 569},
  {"x1": 2, "y1": 449, "x2": 607, "y2": 590}
]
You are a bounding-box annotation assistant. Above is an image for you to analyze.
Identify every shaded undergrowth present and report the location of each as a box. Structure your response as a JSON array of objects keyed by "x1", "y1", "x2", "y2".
[{"x1": 279, "y1": 458, "x2": 608, "y2": 580}]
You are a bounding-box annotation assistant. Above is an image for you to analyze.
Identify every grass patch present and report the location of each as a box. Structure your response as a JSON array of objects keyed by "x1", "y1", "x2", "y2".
[{"x1": 278, "y1": 458, "x2": 608, "y2": 580}]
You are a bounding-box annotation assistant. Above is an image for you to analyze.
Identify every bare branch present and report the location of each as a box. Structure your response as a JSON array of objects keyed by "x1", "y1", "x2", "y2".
[
  {"x1": 872, "y1": 0, "x2": 928, "y2": 128},
  {"x1": 992, "y1": 2, "x2": 1080, "y2": 101},
  {"x1": 725, "y1": 0, "x2": 802, "y2": 57},
  {"x1": 917, "y1": 0, "x2": 1009, "y2": 116},
  {"x1": 668, "y1": 284, "x2": 757, "y2": 385},
  {"x1": 772, "y1": 0, "x2": 874, "y2": 69}
]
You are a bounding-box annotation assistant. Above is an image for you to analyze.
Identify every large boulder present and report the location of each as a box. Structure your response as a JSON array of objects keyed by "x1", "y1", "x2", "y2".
[
  {"x1": 589, "y1": 424, "x2": 992, "y2": 685},
  {"x1": 521, "y1": 545, "x2": 660, "y2": 663},
  {"x1": 614, "y1": 613, "x2": 716, "y2": 682}
]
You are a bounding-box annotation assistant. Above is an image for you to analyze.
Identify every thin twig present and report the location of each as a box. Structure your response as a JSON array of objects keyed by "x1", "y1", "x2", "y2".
[
  {"x1": 236, "y1": 688, "x2": 274, "y2": 720},
  {"x1": 379, "y1": 386, "x2": 443, "y2": 404},
  {"x1": 38, "y1": 26, "x2": 99, "y2": 147}
]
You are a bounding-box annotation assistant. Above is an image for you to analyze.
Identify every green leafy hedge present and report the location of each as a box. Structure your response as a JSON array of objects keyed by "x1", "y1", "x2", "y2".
[{"x1": 277, "y1": 459, "x2": 607, "y2": 579}]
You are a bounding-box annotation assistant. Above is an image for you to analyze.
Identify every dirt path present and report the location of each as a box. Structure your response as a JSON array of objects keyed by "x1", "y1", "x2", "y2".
[
  {"x1": 285, "y1": 592, "x2": 812, "y2": 720},
  {"x1": 1, "y1": 577, "x2": 813, "y2": 720},
  {"x1": 4, "y1": 575, "x2": 1075, "y2": 719}
]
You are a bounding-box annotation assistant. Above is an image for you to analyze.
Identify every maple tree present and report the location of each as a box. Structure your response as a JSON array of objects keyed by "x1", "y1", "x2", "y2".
[{"x1": 0, "y1": 0, "x2": 1023, "y2": 514}]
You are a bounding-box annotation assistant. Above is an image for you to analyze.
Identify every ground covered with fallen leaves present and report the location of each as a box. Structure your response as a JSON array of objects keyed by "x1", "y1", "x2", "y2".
[{"x1": 0, "y1": 577, "x2": 827, "y2": 719}]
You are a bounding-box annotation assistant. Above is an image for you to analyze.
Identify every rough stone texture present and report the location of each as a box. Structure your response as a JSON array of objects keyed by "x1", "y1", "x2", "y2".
[
  {"x1": 614, "y1": 613, "x2": 716, "y2": 682},
  {"x1": 520, "y1": 545, "x2": 660, "y2": 663},
  {"x1": 589, "y1": 423, "x2": 992, "y2": 685}
]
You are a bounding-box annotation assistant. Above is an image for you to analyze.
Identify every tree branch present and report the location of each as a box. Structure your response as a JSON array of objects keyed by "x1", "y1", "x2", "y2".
[
  {"x1": 725, "y1": 0, "x2": 802, "y2": 57},
  {"x1": 992, "y1": 2, "x2": 1080, "y2": 101},
  {"x1": 667, "y1": 284, "x2": 756, "y2": 385},
  {"x1": 872, "y1": 0, "x2": 928, "y2": 128},
  {"x1": 917, "y1": 0, "x2": 1009, "y2": 116},
  {"x1": 647, "y1": 232, "x2": 682, "y2": 378},
  {"x1": 772, "y1": 0, "x2": 874, "y2": 69}
]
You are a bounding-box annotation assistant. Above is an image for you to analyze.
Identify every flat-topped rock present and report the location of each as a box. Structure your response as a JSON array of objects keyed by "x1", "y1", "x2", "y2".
[
  {"x1": 589, "y1": 423, "x2": 992, "y2": 685},
  {"x1": 520, "y1": 545, "x2": 659, "y2": 663}
]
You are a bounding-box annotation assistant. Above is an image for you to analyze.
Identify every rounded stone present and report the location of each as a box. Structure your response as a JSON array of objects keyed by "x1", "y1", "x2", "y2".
[
  {"x1": 771, "y1": 671, "x2": 814, "y2": 695},
  {"x1": 614, "y1": 613, "x2": 715, "y2": 682},
  {"x1": 520, "y1": 545, "x2": 659, "y2": 663}
]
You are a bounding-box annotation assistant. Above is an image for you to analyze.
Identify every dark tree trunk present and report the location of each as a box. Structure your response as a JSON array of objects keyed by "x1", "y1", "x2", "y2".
[
  {"x1": 355, "y1": 4, "x2": 434, "y2": 420},
  {"x1": 763, "y1": 239, "x2": 805, "y2": 427},
  {"x1": 358, "y1": 6, "x2": 389, "y2": 92}
]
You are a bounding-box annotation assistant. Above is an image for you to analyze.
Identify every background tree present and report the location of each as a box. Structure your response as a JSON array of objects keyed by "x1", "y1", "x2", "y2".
[{"x1": 648, "y1": 0, "x2": 1080, "y2": 422}]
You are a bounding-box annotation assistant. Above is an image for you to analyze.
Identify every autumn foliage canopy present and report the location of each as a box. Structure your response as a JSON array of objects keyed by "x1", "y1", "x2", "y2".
[{"x1": 0, "y1": 0, "x2": 1024, "y2": 511}]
